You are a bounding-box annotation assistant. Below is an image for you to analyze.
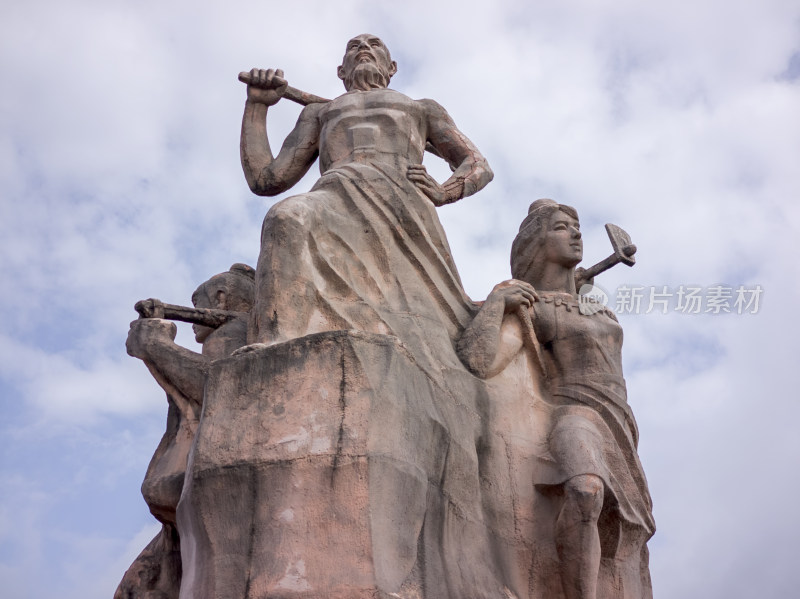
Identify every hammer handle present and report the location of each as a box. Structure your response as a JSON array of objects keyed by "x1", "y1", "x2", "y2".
[
  {"x1": 238, "y1": 72, "x2": 331, "y2": 106},
  {"x1": 161, "y1": 304, "x2": 244, "y2": 328},
  {"x1": 581, "y1": 242, "x2": 637, "y2": 281},
  {"x1": 135, "y1": 299, "x2": 245, "y2": 329},
  {"x1": 580, "y1": 253, "x2": 621, "y2": 281}
]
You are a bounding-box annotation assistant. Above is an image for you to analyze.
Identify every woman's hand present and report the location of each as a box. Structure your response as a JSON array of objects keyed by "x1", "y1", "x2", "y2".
[{"x1": 488, "y1": 279, "x2": 539, "y2": 314}]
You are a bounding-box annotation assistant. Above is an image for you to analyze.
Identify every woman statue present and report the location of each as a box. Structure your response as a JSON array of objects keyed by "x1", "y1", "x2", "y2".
[{"x1": 457, "y1": 199, "x2": 654, "y2": 599}]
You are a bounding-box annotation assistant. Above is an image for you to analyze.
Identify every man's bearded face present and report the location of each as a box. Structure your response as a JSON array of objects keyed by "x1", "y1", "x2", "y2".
[{"x1": 338, "y1": 34, "x2": 397, "y2": 92}]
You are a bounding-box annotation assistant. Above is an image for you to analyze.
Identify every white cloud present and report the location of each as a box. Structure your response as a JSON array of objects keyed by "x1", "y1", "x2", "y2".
[{"x1": 0, "y1": 334, "x2": 167, "y2": 424}]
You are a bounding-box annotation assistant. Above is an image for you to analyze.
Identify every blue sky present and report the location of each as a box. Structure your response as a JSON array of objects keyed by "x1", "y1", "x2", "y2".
[{"x1": 1, "y1": 1, "x2": 799, "y2": 597}]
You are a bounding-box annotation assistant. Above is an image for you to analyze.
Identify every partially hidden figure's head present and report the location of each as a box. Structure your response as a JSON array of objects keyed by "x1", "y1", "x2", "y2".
[
  {"x1": 511, "y1": 199, "x2": 582, "y2": 284},
  {"x1": 191, "y1": 263, "x2": 256, "y2": 343},
  {"x1": 338, "y1": 34, "x2": 397, "y2": 92}
]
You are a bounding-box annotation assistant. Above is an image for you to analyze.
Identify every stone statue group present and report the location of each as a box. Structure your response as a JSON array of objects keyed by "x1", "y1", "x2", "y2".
[{"x1": 117, "y1": 34, "x2": 654, "y2": 599}]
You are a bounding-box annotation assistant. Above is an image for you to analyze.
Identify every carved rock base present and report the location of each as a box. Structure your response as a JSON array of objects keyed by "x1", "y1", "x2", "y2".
[
  {"x1": 176, "y1": 331, "x2": 509, "y2": 599},
  {"x1": 175, "y1": 330, "x2": 652, "y2": 598}
]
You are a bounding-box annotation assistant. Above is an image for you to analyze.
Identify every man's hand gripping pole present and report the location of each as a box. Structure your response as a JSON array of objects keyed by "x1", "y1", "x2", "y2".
[{"x1": 238, "y1": 71, "x2": 331, "y2": 106}]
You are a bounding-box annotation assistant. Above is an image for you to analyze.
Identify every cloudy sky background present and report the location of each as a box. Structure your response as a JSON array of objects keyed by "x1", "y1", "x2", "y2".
[{"x1": 1, "y1": 0, "x2": 798, "y2": 597}]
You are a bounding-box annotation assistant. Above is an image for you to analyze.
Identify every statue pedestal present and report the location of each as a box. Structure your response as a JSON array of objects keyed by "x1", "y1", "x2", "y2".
[
  {"x1": 176, "y1": 331, "x2": 502, "y2": 599},
  {"x1": 174, "y1": 330, "x2": 652, "y2": 599}
]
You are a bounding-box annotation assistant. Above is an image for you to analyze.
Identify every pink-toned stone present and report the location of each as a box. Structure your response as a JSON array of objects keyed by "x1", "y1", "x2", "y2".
[
  {"x1": 177, "y1": 331, "x2": 511, "y2": 599},
  {"x1": 116, "y1": 265, "x2": 255, "y2": 599},
  {"x1": 458, "y1": 200, "x2": 654, "y2": 598},
  {"x1": 119, "y1": 31, "x2": 656, "y2": 599}
]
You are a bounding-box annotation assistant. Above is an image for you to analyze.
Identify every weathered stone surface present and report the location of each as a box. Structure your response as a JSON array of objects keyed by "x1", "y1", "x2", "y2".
[
  {"x1": 177, "y1": 331, "x2": 512, "y2": 599},
  {"x1": 120, "y1": 33, "x2": 655, "y2": 599},
  {"x1": 174, "y1": 317, "x2": 653, "y2": 599},
  {"x1": 116, "y1": 265, "x2": 255, "y2": 599},
  {"x1": 458, "y1": 200, "x2": 654, "y2": 598},
  {"x1": 240, "y1": 34, "x2": 493, "y2": 358}
]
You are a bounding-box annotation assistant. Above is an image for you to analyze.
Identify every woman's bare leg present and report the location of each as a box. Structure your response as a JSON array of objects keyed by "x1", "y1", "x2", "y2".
[{"x1": 555, "y1": 474, "x2": 604, "y2": 599}]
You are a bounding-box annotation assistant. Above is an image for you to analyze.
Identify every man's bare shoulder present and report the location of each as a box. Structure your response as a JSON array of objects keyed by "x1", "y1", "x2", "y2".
[
  {"x1": 415, "y1": 97, "x2": 451, "y2": 119},
  {"x1": 298, "y1": 101, "x2": 326, "y2": 121}
]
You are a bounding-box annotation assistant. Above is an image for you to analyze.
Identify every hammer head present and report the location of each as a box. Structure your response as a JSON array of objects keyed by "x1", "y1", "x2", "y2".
[
  {"x1": 135, "y1": 298, "x2": 165, "y2": 319},
  {"x1": 605, "y1": 223, "x2": 636, "y2": 266}
]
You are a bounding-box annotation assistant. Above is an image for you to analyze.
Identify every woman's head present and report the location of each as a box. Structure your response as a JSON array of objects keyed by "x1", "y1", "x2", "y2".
[{"x1": 510, "y1": 199, "x2": 581, "y2": 282}]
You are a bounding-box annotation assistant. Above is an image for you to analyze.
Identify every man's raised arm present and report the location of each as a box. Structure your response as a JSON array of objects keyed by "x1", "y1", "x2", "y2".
[
  {"x1": 240, "y1": 68, "x2": 322, "y2": 196},
  {"x1": 407, "y1": 99, "x2": 493, "y2": 207}
]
